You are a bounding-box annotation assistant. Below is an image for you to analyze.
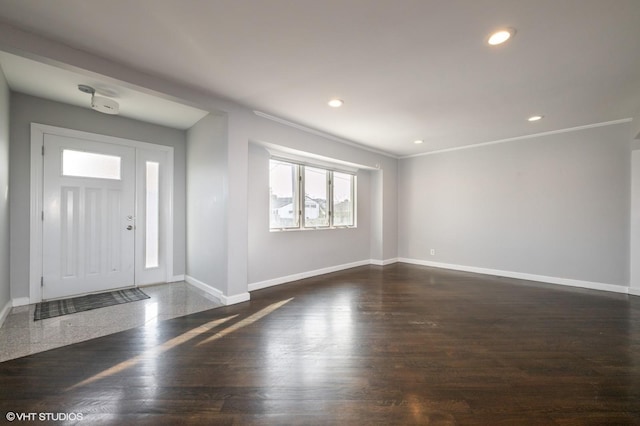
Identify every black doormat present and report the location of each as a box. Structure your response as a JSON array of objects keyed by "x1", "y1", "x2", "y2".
[{"x1": 34, "y1": 288, "x2": 150, "y2": 321}]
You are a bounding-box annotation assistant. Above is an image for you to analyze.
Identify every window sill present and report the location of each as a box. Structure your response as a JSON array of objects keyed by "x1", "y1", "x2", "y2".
[{"x1": 269, "y1": 226, "x2": 357, "y2": 233}]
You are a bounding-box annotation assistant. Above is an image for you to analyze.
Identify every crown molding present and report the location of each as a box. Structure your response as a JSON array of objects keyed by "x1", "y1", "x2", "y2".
[
  {"x1": 253, "y1": 110, "x2": 398, "y2": 159},
  {"x1": 401, "y1": 118, "x2": 634, "y2": 159}
]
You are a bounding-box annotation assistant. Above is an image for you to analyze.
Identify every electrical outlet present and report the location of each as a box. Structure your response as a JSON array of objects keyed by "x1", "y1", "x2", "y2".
[{"x1": 430, "y1": 249, "x2": 435, "y2": 256}]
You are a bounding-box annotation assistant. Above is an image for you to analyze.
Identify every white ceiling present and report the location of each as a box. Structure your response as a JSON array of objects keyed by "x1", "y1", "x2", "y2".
[
  {"x1": 0, "y1": 0, "x2": 639, "y2": 156},
  {"x1": 0, "y1": 51, "x2": 208, "y2": 130}
]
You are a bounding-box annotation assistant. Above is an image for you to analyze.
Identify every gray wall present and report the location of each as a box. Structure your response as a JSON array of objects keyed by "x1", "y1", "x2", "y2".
[
  {"x1": 0, "y1": 65, "x2": 9, "y2": 310},
  {"x1": 250, "y1": 114, "x2": 398, "y2": 268},
  {"x1": 187, "y1": 108, "x2": 396, "y2": 294},
  {"x1": 246, "y1": 114, "x2": 397, "y2": 286},
  {"x1": 398, "y1": 122, "x2": 632, "y2": 286},
  {"x1": 631, "y1": 149, "x2": 640, "y2": 290},
  {"x1": 247, "y1": 143, "x2": 372, "y2": 284},
  {"x1": 225, "y1": 109, "x2": 251, "y2": 297},
  {"x1": 9, "y1": 92, "x2": 187, "y2": 299},
  {"x1": 186, "y1": 113, "x2": 228, "y2": 292}
]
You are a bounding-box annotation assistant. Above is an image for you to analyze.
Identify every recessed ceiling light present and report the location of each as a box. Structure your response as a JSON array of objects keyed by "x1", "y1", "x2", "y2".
[
  {"x1": 528, "y1": 115, "x2": 544, "y2": 122},
  {"x1": 328, "y1": 99, "x2": 344, "y2": 108},
  {"x1": 487, "y1": 28, "x2": 516, "y2": 45},
  {"x1": 413, "y1": 140, "x2": 424, "y2": 144}
]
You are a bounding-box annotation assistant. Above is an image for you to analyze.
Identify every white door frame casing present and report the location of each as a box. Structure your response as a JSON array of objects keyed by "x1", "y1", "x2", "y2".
[{"x1": 29, "y1": 123, "x2": 175, "y2": 303}]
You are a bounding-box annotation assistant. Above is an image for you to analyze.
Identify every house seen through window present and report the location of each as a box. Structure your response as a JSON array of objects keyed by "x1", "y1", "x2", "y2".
[{"x1": 269, "y1": 159, "x2": 355, "y2": 230}]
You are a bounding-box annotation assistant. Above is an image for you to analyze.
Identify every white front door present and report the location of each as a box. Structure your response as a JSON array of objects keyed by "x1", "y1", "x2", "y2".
[{"x1": 42, "y1": 134, "x2": 136, "y2": 300}]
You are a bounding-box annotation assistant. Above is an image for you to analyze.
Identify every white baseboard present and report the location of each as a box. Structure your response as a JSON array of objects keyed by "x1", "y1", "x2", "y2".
[
  {"x1": 168, "y1": 274, "x2": 186, "y2": 283},
  {"x1": 0, "y1": 300, "x2": 12, "y2": 329},
  {"x1": 12, "y1": 297, "x2": 30, "y2": 307},
  {"x1": 629, "y1": 287, "x2": 640, "y2": 297},
  {"x1": 185, "y1": 275, "x2": 224, "y2": 302},
  {"x1": 185, "y1": 275, "x2": 251, "y2": 306},
  {"x1": 398, "y1": 257, "x2": 630, "y2": 295},
  {"x1": 248, "y1": 259, "x2": 371, "y2": 292},
  {"x1": 370, "y1": 258, "x2": 399, "y2": 266},
  {"x1": 192, "y1": 259, "x2": 639, "y2": 301},
  {"x1": 224, "y1": 292, "x2": 251, "y2": 305}
]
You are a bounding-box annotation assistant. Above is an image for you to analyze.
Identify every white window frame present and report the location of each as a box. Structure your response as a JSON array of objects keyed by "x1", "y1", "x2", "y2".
[
  {"x1": 269, "y1": 158, "x2": 357, "y2": 231},
  {"x1": 269, "y1": 159, "x2": 300, "y2": 230},
  {"x1": 332, "y1": 170, "x2": 357, "y2": 228},
  {"x1": 302, "y1": 165, "x2": 330, "y2": 229}
]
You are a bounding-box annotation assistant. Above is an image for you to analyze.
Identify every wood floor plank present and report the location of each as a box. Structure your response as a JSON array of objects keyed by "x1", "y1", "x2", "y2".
[{"x1": 1, "y1": 263, "x2": 640, "y2": 424}]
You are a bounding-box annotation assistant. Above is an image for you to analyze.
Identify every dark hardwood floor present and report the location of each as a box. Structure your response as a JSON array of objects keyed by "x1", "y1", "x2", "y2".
[{"x1": 1, "y1": 263, "x2": 640, "y2": 425}]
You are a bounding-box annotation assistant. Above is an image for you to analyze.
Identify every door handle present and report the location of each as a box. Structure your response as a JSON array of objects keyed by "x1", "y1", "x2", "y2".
[{"x1": 126, "y1": 225, "x2": 133, "y2": 230}]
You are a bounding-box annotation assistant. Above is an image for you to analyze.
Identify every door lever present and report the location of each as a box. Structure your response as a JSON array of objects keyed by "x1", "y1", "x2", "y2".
[{"x1": 126, "y1": 225, "x2": 133, "y2": 230}]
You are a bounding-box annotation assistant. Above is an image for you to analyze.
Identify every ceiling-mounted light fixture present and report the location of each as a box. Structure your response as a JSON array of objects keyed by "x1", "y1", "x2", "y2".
[
  {"x1": 78, "y1": 84, "x2": 119, "y2": 115},
  {"x1": 328, "y1": 99, "x2": 344, "y2": 108},
  {"x1": 528, "y1": 115, "x2": 544, "y2": 122},
  {"x1": 413, "y1": 139, "x2": 424, "y2": 144},
  {"x1": 487, "y1": 28, "x2": 516, "y2": 46}
]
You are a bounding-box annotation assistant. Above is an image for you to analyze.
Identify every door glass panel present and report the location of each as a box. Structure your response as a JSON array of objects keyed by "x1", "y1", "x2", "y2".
[
  {"x1": 145, "y1": 161, "x2": 160, "y2": 268},
  {"x1": 62, "y1": 149, "x2": 121, "y2": 180}
]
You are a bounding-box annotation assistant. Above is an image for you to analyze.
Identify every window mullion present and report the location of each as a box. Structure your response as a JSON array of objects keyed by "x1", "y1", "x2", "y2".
[
  {"x1": 351, "y1": 174, "x2": 356, "y2": 226},
  {"x1": 294, "y1": 163, "x2": 301, "y2": 229},
  {"x1": 328, "y1": 171, "x2": 333, "y2": 227},
  {"x1": 299, "y1": 165, "x2": 305, "y2": 228}
]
